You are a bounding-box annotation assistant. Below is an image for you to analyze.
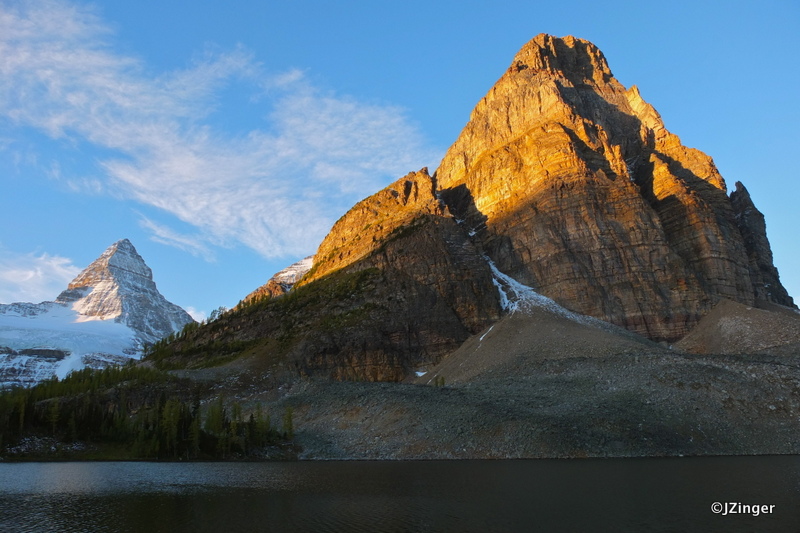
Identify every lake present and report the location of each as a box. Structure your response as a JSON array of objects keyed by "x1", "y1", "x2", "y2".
[{"x1": 1, "y1": 457, "x2": 799, "y2": 532}]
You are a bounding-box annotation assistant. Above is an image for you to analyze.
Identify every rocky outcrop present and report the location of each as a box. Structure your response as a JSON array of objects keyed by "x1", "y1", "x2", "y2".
[
  {"x1": 294, "y1": 210, "x2": 502, "y2": 379},
  {"x1": 730, "y1": 182, "x2": 794, "y2": 307},
  {"x1": 292, "y1": 170, "x2": 502, "y2": 377},
  {"x1": 435, "y1": 34, "x2": 790, "y2": 341},
  {"x1": 301, "y1": 169, "x2": 446, "y2": 284}
]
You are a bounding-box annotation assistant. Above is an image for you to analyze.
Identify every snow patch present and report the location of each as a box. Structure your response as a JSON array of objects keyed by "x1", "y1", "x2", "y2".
[
  {"x1": 485, "y1": 257, "x2": 601, "y2": 327},
  {"x1": 0, "y1": 301, "x2": 140, "y2": 387},
  {"x1": 273, "y1": 256, "x2": 314, "y2": 285}
]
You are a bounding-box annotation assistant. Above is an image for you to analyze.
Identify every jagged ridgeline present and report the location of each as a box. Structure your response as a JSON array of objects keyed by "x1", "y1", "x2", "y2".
[{"x1": 149, "y1": 34, "x2": 794, "y2": 381}]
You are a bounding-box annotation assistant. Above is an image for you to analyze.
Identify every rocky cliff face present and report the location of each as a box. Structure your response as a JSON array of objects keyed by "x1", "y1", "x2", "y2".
[
  {"x1": 302, "y1": 169, "x2": 446, "y2": 284},
  {"x1": 435, "y1": 34, "x2": 791, "y2": 341},
  {"x1": 730, "y1": 182, "x2": 794, "y2": 307}
]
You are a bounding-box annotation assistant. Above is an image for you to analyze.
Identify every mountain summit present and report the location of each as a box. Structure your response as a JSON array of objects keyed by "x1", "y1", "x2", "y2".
[
  {"x1": 56, "y1": 239, "x2": 193, "y2": 345},
  {"x1": 158, "y1": 34, "x2": 795, "y2": 381}
]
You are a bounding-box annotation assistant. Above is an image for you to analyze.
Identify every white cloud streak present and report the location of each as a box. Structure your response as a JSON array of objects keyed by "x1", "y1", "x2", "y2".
[
  {"x1": 0, "y1": 0, "x2": 441, "y2": 259},
  {"x1": 0, "y1": 248, "x2": 81, "y2": 303},
  {"x1": 137, "y1": 217, "x2": 215, "y2": 261}
]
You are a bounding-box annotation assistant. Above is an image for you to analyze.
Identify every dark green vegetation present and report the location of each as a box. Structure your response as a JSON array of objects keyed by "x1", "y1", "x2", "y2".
[
  {"x1": 143, "y1": 266, "x2": 406, "y2": 379},
  {"x1": 0, "y1": 364, "x2": 293, "y2": 460},
  {"x1": 145, "y1": 267, "x2": 381, "y2": 371}
]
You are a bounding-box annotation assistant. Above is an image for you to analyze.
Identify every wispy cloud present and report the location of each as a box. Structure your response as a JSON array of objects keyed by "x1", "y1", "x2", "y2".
[
  {"x1": 0, "y1": 247, "x2": 81, "y2": 303},
  {"x1": 138, "y1": 216, "x2": 215, "y2": 261},
  {"x1": 0, "y1": 0, "x2": 441, "y2": 259}
]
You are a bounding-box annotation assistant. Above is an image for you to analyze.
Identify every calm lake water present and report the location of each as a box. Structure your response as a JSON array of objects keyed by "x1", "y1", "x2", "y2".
[{"x1": 1, "y1": 457, "x2": 799, "y2": 532}]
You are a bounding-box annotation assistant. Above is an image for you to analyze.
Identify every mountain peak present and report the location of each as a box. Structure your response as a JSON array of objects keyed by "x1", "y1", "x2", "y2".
[
  {"x1": 434, "y1": 33, "x2": 793, "y2": 341},
  {"x1": 304, "y1": 168, "x2": 444, "y2": 284},
  {"x1": 156, "y1": 34, "x2": 795, "y2": 384},
  {"x1": 64, "y1": 238, "x2": 153, "y2": 293},
  {"x1": 730, "y1": 182, "x2": 794, "y2": 306},
  {"x1": 242, "y1": 255, "x2": 314, "y2": 304},
  {"x1": 109, "y1": 238, "x2": 136, "y2": 255},
  {"x1": 510, "y1": 34, "x2": 613, "y2": 86},
  {"x1": 1, "y1": 239, "x2": 194, "y2": 387},
  {"x1": 56, "y1": 239, "x2": 193, "y2": 344}
]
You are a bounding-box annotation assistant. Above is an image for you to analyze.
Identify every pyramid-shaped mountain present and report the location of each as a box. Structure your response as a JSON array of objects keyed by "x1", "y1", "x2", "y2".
[
  {"x1": 159, "y1": 34, "x2": 794, "y2": 380},
  {"x1": 0, "y1": 239, "x2": 194, "y2": 387},
  {"x1": 56, "y1": 238, "x2": 194, "y2": 345}
]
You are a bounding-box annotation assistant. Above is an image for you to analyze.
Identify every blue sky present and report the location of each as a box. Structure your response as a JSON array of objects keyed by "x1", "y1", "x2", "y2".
[{"x1": 1, "y1": 0, "x2": 798, "y2": 320}]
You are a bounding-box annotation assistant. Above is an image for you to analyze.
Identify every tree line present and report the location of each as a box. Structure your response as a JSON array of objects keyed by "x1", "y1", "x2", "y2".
[{"x1": 0, "y1": 364, "x2": 293, "y2": 460}]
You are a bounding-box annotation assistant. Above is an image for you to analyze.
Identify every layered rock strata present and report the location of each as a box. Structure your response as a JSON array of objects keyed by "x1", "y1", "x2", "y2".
[
  {"x1": 277, "y1": 169, "x2": 502, "y2": 378},
  {"x1": 302, "y1": 169, "x2": 447, "y2": 284},
  {"x1": 435, "y1": 34, "x2": 791, "y2": 340},
  {"x1": 163, "y1": 34, "x2": 794, "y2": 381}
]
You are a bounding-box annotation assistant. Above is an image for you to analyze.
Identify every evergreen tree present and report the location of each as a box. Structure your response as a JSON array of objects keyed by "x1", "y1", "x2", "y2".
[
  {"x1": 283, "y1": 406, "x2": 294, "y2": 439},
  {"x1": 48, "y1": 399, "x2": 60, "y2": 436}
]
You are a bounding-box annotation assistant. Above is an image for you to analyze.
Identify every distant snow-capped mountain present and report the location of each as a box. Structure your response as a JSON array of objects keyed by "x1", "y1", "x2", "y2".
[
  {"x1": 54, "y1": 238, "x2": 193, "y2": 345},
  {"x1": 240, "y1": 256, "x2": 313, "y2": 305},
  {"x1": 0, "y1": 239, "x2": 194, "y2": 387}
]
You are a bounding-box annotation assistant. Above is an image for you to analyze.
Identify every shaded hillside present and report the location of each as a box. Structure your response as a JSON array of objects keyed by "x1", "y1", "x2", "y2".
[
  {"x1": 288, "y1": 288, "x2": 800, "y2": 459},
  {"x1": 0, "y1": 365, "x2": 293, "y2": 460},
  {"x1": 289, "y1": 351, "x2": 800, "y2": 459},
  {"x1": 148, "y1": 170, "x2": 501, "y2": 381}
]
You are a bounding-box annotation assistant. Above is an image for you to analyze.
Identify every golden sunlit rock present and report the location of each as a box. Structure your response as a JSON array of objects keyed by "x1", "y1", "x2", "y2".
[{"x1": 434, "y1": 34, "x2": 791, "y2": 341}]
